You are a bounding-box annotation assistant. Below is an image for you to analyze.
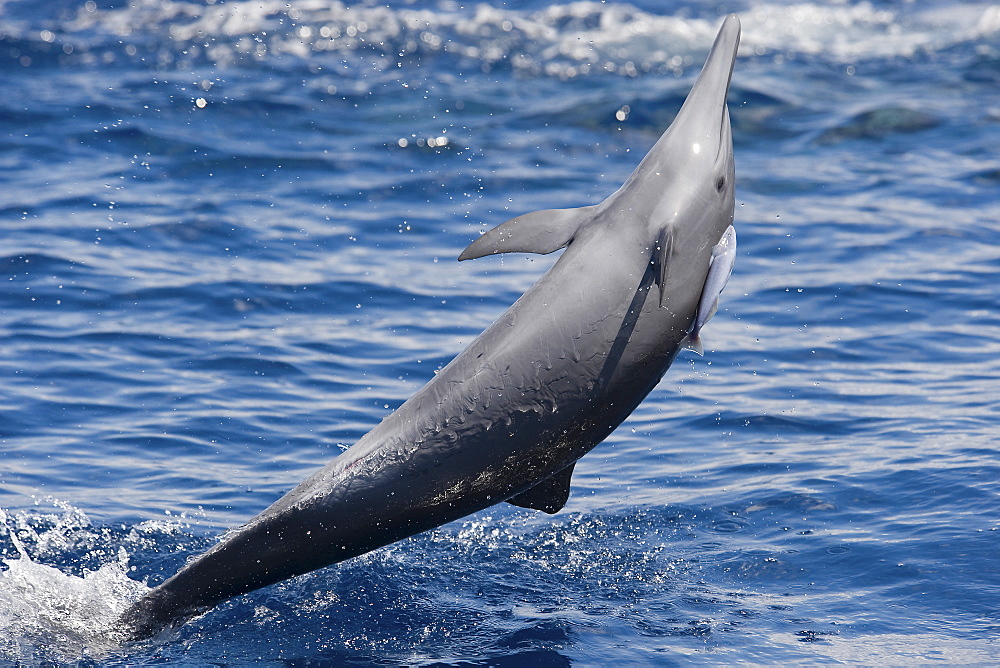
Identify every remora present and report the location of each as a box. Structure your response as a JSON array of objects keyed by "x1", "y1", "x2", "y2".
[{"x1": 117, "y1": 13, "x2": 741, "y2": 641}]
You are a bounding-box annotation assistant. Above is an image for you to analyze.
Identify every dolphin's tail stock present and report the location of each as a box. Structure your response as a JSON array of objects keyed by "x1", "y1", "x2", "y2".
[
  {"x1": 115, "y1": 546, "x2": 252, "y2": 641},
  {"x1": 115, "y1": 507, "x2": 336, "y2": 641},
  {"x1": 115, "y1": 584, "x2": 198, "y2": 642},
  {"x1": 115, "y1": 466, "x2": 449, "y2": 640}
]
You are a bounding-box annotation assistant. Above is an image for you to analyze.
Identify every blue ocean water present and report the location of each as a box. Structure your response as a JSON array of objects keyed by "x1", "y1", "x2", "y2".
[{"x1": 1, "y1": 0, "x2": 999, "y2": 662}]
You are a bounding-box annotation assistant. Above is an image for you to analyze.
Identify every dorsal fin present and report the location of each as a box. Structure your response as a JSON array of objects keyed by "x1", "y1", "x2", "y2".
[
  {"x1": 458, "y1": 206, "x2": 597, "y2": 261},
  {"x1": 506, "y1": 464, "x2": 575, "y2": 514}
]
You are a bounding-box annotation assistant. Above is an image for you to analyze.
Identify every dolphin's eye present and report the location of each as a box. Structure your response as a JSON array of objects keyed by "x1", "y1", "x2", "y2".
[{"x1": 715, "y1": 176, "x2": 726, "y2": 192}]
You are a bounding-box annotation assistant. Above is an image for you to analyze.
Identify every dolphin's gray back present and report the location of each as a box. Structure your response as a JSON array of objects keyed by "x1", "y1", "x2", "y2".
[{"x1": 272, "y1": 217, "x2": 702, "y2": 522}]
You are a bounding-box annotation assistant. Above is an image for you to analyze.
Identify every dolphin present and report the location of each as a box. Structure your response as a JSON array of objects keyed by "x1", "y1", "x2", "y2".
[{"x1": 116, "y1": 14, "x2": 741, "y2": 641}]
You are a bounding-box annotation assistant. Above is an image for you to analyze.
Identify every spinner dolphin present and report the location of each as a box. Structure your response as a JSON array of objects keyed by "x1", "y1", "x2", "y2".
[{"x1": 118, "y1": 14, "x2": 742, "y2": 641}]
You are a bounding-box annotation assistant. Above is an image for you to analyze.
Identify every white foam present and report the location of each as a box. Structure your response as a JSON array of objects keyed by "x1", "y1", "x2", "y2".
[
  {"x1": 28, "y1": 1, "x2": 1000, "y2": 74},
  {"x1": 0, "y1": 504, "x2": 151, "y2": 663},
  {"x1": 742, "y1": 2, "x2": 1000, "y2": 60}
]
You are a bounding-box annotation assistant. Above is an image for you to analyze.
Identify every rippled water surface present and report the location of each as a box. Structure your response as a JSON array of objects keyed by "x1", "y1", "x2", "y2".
[{"x1": 1, "y1": 0, "x2": 999, "y2": 663}]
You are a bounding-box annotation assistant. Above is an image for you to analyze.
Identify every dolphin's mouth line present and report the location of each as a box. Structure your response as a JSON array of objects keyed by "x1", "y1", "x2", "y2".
[
  {"x1": 714, "y1": 106, "x2": 729, "y2": 162},
  {"x1": 709, "y1": 19, "x2": 739, "y2": 162}
]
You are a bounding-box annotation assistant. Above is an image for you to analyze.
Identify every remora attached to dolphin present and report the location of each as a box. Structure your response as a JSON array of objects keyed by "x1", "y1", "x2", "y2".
[{"x1": 117, "y1": 14, "x2": 742, "y2": 641}]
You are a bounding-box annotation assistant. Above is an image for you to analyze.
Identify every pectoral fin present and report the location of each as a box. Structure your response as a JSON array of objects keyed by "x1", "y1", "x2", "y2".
[
  {"x1": 506, "y1": 464, "x2": 575, "y2": 514},
  {"x1": 458, "y1": 206, "x2": 597, "y2": 261},
  {"x1": 682, "y1": 225, "x2": 736, "y2": 354}
]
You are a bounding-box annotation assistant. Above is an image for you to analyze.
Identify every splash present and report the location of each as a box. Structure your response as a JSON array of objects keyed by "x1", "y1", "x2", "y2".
[{"x1": 0, "y1": 502, "x2": 152, "y2": 663}]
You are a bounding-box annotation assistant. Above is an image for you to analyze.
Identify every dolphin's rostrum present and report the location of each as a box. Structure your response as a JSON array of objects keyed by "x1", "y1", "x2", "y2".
[{"x1": 117, "y1": 14, "x2": 742, "y2": 641}]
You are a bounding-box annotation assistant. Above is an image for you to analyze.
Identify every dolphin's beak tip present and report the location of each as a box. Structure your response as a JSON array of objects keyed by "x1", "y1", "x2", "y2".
[{"x1": 722, "y1": 14, "x2": 741, "y2": 40}]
